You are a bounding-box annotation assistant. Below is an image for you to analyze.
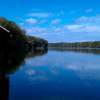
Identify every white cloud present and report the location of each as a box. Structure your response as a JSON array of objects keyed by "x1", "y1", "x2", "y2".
[
  {"x1": 70, "y1": 9, "x2": 93, "y2": 15},
  {"x1": 66, "y1": 25, "x2": 83, "y2": 30},
  {"x1": 21, "y1": 13, "x2": 100, "y2": 42},
  {"x1": 51, "y1": 19, "x2": 61, "y2": 25},
  {"x1": 28, "y1": 12, "x2": 52, "y2": 18},
  {"x1": 84, "y1": 26, "x2": 100, "y2": 32},
  {"x1": 26, "y1": 27, "x2": 49, "y2": 35},
  {"x1": 24, "y1": 24, "x2": 100, "y2": 42},
  {"x1": 62, "y1": 15, "x2": 100, "y2": 33},
  {"x1": 76, "y1": 15, "x2": 100, "y2": 25},
  {"x1": 25, "y1": 18, "x2": 38, "y2": 24},
  {"x1": 66, "y1": 24, "x2": 100, "y2": 33}
]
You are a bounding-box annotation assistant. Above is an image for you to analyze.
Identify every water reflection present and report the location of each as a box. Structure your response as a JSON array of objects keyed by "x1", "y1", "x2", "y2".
[
  {"x1": 0, "y1": 76, "x2": 9, "y2": 100},
  {"x1": 49, "y1": 48, "x2": 100, "y2": 54},
  {"x1": 1, "y1": 48, "x2": 100, "y2": 100},
  {"x1": 0, "y1": 48, "x2": 48, "y2": 100},
  {"x1": 27, "y1": 49, "x2": 48, "y2": 58},
  {"x1": 21, "y1": 49, "x2": 100, "y2": 100},
  {"x1": 0, "y1": 49, "x2": 27, "y2": 100}
]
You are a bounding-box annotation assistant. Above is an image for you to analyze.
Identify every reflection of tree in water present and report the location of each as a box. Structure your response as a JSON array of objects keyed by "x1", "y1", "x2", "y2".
[
  {"x1": 0, "y1": 49, "x2": 28, "y2": 100},
  {"x1": 0, "y1": 48, "x2": 48, "y2": 100},
  {"x1": 69, "y1": 48, "x2": 100, "y2": 54},
  {"x1": 0, "y1": 49, "x2": 27, "y2": 74},
  {"x1": 27, "y1": 49, "x2": 48, "y2": 58},
  {"x1": 0, "y1": 76, "x2": 9, "y2": 100},
  {"x1": 0, "y1": 17, "x2": 48, "y2": 100},
  {"x1": 49, "y1": 48, "x2": 100, "y2": 55}
]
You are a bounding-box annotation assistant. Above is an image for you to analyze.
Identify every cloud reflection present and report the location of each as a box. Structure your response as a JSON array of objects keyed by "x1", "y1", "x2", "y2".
[{"x1": 24, "y1": 51, "x2": 100, "y2": 82}]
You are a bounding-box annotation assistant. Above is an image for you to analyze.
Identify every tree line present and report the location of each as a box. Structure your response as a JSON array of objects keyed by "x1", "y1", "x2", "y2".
[
  {"x1": 0, "y1": 17, "x2": 48, "y2": 51},
  {"x1": 49, "y1": 41, "x2": 100, "y2": 49}
]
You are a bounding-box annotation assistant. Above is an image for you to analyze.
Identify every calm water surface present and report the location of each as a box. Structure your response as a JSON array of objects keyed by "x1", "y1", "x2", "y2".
[{"x1": 7, "y1": 50, "x2": 100, "y2": 100}]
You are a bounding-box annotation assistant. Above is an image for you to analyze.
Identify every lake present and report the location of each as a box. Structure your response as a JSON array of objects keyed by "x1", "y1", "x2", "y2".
[{"x1": 1, "y1": 49, "x2": 100, "y2": 100}]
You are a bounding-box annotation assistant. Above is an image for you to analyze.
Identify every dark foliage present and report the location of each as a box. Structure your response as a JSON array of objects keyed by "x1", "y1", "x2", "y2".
[
  {"x1": 49, "y1": 41, "x2": 100, "y2": 49},
  {"x1": 0, "y1": 17, "x2": 28, "y2": 51},
  {"x1": 27, "y1": 35, "x2": 48, "y2": 50}
]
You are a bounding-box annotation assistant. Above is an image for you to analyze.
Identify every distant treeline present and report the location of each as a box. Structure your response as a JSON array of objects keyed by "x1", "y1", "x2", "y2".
[{"x1": 49, "y1": 41, "x2": 100, "y2": 48}]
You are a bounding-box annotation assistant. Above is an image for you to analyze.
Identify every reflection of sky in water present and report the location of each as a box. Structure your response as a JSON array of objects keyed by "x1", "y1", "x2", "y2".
[
  {"x1": 24, "y1": 51, "x2": 100, "y2": 81},
  {"x1": 10, "y1": 51, "x2": 100, "y2": 100}
]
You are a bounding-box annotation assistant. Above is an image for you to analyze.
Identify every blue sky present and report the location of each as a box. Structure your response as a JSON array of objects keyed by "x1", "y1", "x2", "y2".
[{"x1": 0, "y1": 0, "x2": 100, "y2": 42}]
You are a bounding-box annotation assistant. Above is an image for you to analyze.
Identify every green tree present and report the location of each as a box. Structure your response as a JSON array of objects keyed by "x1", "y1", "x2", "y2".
[{"x1": 0, "y1": 17, "x2": 27, "y2": 50}]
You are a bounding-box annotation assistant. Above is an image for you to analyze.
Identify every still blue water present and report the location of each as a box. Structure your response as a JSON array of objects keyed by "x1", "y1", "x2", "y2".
[{"x1": 9, "y1": 50, "x2": 100, "y2": 100}]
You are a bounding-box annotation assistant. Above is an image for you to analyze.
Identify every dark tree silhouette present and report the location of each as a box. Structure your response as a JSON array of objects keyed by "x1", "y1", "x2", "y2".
[{"x1": 0, "y1": 17, "x2": 28, "y2": 51}]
